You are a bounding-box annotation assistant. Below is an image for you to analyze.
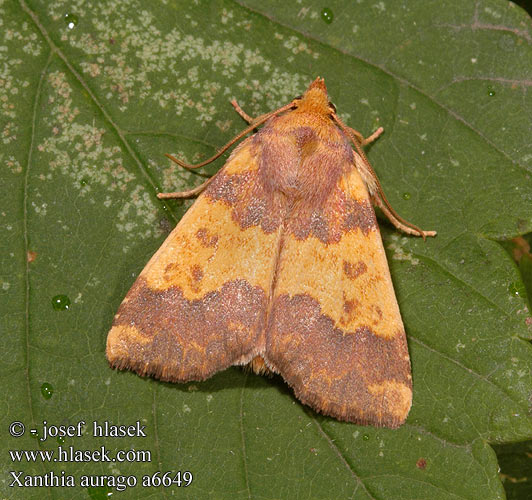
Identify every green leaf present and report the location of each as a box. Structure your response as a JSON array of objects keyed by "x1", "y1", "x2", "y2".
[{"x1": 2, "y1": 0, "x2": 531, "y2": 498}]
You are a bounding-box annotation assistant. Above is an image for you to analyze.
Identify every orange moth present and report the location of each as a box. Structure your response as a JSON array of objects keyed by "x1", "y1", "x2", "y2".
[{"x1": 106, "y1": 78, "x2": 436, "y2": 428}]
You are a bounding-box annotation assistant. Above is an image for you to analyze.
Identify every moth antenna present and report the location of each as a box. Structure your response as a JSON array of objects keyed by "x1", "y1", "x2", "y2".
[
  {"x1": 372, "y1": 194, "x2": 436, "y2": 239},
  {"x1": 157, "y1": 175, "x2": 215, "y2": 199},
  {"x1": 166, "y1": 101, "x2": 296, "y2": 170},
  {"x1": 332, "y1": 113, "x2": 436, "y2": 239}
]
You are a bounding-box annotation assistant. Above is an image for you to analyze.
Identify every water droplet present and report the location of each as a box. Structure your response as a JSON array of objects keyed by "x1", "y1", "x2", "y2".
[
  {"x1": 41, "y1": 382, "x2": 53, "y2": 400},
  {"x1": 87, "y1": 486, "x2": 113, "y2": 499},
  {"x1": 80, "y1": 177, "x2": 89, "y2": 187},
  {"x1": 363, "y1": 434, "x2": 370, "y2": 441},
  {"x1": 321, "y1": 7, "x2": 334, "y2": 24},
  {"x1": 508, "y1": 282, "x2": 525, "y2": 297},
  {"x1": 402, "y1": 192, "x2": 411, "y2": 200},
  {"x1": 64, "y1": 13, "x2": 78, "y2": 30},
  {"x1": 57, "y1": 435, "x2": 65, "y2": 444},
  {"x1": 52, "y1": 294, "x2": 71, "y2": 310},
  {"x1": 487, "y1": 87, "x2": 496, "y2": 97}
]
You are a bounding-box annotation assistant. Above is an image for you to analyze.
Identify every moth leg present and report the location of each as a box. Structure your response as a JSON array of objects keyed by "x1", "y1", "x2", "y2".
[
  {"x1": 231, "y1": 99, "x2": 254, "y2": 124},
  {"x1": 231, "y1": 99, "x2": 274, "y2": 127},
  {"x1": 333, "y1": 112, "x2": 436, "y2": 239},
  {"x1": 157, "y1": 176, "x2": 215, "y2": 199},
  {"x1": 349, "y1": 126, "x2": 384, "y2": 146},
  {"x1": 361, "y1": 127, "x2": 384, "y2": 146},
  {"x1": 372, "y1": 193, "x2": 437, "y2": 238}
]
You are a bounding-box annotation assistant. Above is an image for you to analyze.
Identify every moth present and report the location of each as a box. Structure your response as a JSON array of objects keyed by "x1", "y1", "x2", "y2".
[{"x1": 106, "y1": 78, "x2": 436, "y2": 428}]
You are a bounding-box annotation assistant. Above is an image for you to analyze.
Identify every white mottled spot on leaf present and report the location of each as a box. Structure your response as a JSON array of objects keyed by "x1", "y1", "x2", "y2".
[
  {"x1": 221, "y1": 8, "x2": 233, "y2": 24},
  {"x1": 37, "y1": 71, "x2": 160, "y2": 243},
  {"x1": 373, "y1": 2, "x2": 386, "y2": 13},
  {"x1": 46, "y1": 0, "x2": 310, "y2": 125},
  {"x1": 484, "y1": 7, "x2": 502, "y2": 19},
  {"x1": 387, "y1": 234, "x2": 419, "y2": 265}
]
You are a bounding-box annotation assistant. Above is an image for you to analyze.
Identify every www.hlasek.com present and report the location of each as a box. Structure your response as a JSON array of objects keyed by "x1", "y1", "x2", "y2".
[{"x1": 8, "y1": 419, "x2": 193, "y2": 492}]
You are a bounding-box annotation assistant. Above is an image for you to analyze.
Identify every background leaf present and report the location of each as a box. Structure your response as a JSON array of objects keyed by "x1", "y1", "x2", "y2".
[
  {"x1": 493, "y1": 440, "x2": 532, "y2": 500},
  {"x1": 2, "y1": 0, "x2": 531, "y2": 498}
]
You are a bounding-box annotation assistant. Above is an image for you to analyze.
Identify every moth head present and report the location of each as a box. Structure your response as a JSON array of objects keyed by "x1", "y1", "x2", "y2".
[{"x1": 295, "y1": 77, "x2": 331, "y2": 115}]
